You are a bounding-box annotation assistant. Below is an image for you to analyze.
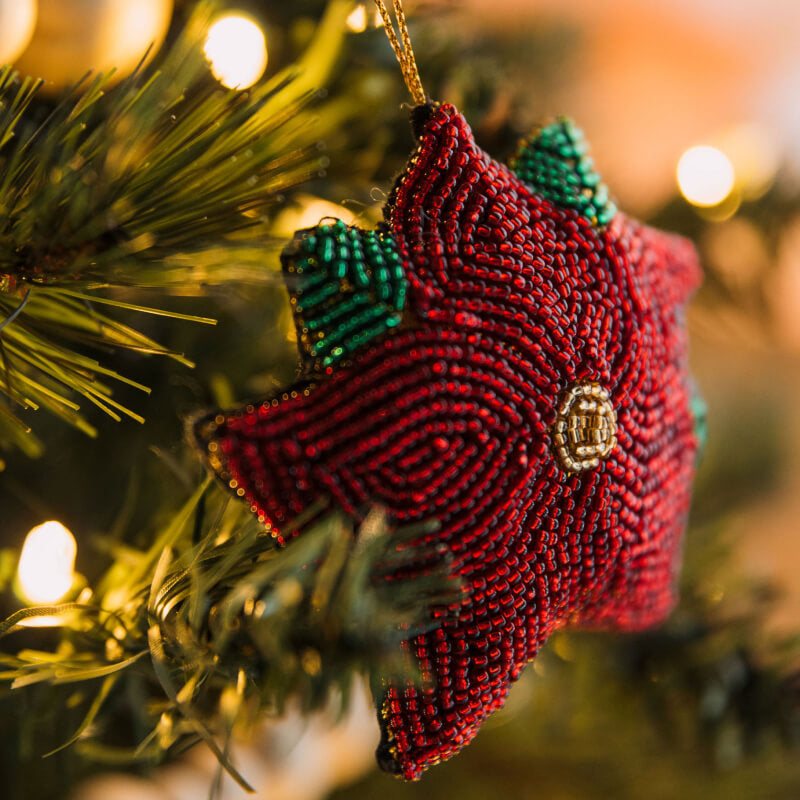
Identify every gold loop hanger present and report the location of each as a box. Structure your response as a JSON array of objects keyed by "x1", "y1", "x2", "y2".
[{"x1": 372, "y1": 0, "x2": 427, "y2": 106}]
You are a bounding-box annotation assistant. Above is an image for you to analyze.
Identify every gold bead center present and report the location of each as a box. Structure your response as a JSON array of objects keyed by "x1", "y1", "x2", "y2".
[{"x1": 553, "y1": 381, "x2": 617, "y2": 472}]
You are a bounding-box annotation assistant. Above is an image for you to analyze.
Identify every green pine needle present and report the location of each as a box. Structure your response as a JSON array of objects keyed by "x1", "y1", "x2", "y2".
[
  {"x1": 0, "y1": 1, "x2": 352, "y2": 452},
  {"x1": 0, "y1": 482, "x2": 462, "y2": 784}
]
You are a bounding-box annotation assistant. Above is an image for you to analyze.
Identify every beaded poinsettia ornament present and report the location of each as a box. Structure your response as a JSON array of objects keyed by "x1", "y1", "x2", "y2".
[{"x1": 193, "y1": 0, "x2": 702, "y2": 782}]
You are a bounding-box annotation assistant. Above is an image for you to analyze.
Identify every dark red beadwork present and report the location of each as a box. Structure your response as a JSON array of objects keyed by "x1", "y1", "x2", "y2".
[{"x1": 194, "y1": 104, "x2": 701, "y2": 780}]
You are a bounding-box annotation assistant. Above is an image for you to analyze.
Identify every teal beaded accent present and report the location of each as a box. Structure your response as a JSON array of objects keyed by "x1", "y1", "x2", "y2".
[
  {"x1": 281, "y1": 220, "x2": 407, "y2": 373},
  {"x1": 509, "y1": 118, "x2": 617, "y2": 226},
  {"x1": 690, "y1": 381, "x2": 707, "y2": 465}
]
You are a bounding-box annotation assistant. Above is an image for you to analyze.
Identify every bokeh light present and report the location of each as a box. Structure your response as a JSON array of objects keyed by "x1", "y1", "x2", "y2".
[
  {"x1": 273, "y1": 194, "x2": 359, "y2": 238},
  {"x1": 347, "y1": 5, "x2": 368, "y2": 33},
  {"x1": 17, "y1": 521, "x2": 77, "y2": 605},
  {"x1": 204, "y1": 14, "x2": 268, "y2": 90},
  {"x1": 677, "y1": 145, "x2": 736, "y2": 207},
  {"x1": 719, "y1": 123, "x2": 779, "y2": 200},
  {"x1": 0, "y1": 0, "x2": 37, "y2": 66}
]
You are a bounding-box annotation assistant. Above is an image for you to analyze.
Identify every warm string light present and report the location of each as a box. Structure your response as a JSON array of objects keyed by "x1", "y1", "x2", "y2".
[
  {"x1": 0, "y1": 0, "x2": 37, "y2": 65},
  {"x1": 346, "y1": 3, "x2": 385, "y2": 32},
  {"x1": 346, "y1": 4, "x2": 369, "y2": 33},
  {"x1": 273, "y1": 194, "x2": 359, "y2": 238},
  {"x1": 677, "y1": 145, "x2": 736, "y2": 208},
  {"x1": 717, "y1": 123, "x2": 778, "y2": 201},
  {"x1": 677, "y1": 125, "x2": 779, "y2": 220},
  {"x1": 17, "y1": 521, "x2": 77, "y2": 605},
  {"x1": 204, "y1": 14, "x2": 268, "y2": 89}
]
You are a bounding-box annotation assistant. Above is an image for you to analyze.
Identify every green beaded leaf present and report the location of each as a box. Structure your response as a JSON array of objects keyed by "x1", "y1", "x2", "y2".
[
  {"x1": 690, "y1": 380, "x2": 708, "y2": 465},
  {"x1": 509, "y1": 118, "x2": 617, "y2": 226},
  {"x1": 281, "y1": 220, "x2": 408, "y2": 373}
]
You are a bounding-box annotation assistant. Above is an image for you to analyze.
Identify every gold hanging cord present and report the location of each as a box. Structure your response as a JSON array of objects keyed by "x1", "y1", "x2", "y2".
[{"x1": 372, "y1": 0, "x2": 427, "y2": 105}]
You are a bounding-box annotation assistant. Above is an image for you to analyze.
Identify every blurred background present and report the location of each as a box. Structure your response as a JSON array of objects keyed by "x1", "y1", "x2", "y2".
[{"x1": 1, "y1": 0, "x2": 800, "y2": 798}]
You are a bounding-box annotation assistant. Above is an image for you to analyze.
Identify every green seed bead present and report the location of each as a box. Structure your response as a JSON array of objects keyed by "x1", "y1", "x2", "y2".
[
  {"x1": 319, "y1": 236, "x2": 335, "y2": 264},
  {"x1": 511, "y1": 117, "x2": 616, "y2": 227}
]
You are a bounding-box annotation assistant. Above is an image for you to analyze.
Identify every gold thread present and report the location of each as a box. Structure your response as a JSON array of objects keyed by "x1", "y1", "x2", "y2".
[{"x1": 373, "y1": 0, "x2": 427, "y2": 105}]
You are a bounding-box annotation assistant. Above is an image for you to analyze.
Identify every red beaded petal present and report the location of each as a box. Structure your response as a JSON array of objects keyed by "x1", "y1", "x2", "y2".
[{"x1": 194, "y1": 104, "x2": 702, "y2": 780}]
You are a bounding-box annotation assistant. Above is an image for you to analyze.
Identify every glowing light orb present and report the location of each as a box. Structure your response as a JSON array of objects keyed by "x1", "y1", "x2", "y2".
[
  {"x1": 17, "y1": 521, "x2": 77, "y2": 605},
  {"x1": 677, "y1": 145, "x2": 735, "y2": 207},
  {"x1": 719, "y1": 123, "x2": 778, "y2": 200},
  {"x1": 204, "y1": 14, "x2": 268, "y2": 89},
  {"x1": 274, "y1": 195, "x2": 358, "y2": 237},
  {"x1": 347, "y1": 5, "x2": 368, "y2": 33},
  {"x1": 0, "y1": 0, "x2": 37, "y2": 66}
]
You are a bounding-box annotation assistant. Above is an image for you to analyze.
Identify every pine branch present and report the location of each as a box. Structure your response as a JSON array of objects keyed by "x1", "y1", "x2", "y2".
[
  {"x1": 0, "y1": 1, "x2": 353, "y2": 452},
  {"x1": 0, "y1": 481, "x2": 462, "y2": 782}
]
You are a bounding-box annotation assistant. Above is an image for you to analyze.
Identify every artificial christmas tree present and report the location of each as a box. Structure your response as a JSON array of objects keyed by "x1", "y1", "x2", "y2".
[{"x1": 0, "y1": 2, "x2": 798, "y2": 799}]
